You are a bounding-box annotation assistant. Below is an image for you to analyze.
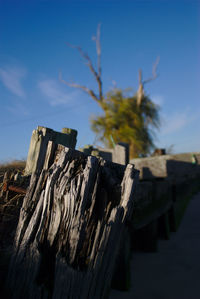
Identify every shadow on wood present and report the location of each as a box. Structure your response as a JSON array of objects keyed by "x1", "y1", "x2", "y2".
[{"x1": 6, "y1": 144, "x2": 139, "y2": 299}]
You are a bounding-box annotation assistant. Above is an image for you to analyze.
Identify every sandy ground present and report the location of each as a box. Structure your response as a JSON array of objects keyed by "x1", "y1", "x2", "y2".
[{"x1": 109, "y1": 192, "x2": 200, "y2": 299}]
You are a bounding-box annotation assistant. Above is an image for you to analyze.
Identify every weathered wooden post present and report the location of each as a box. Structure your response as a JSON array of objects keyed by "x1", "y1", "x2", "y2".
[
  {"x1": 6, "y1": 142, "x2": 139, "y2": 299},
  {"x1": 24, "y1": 126, "x2": 77, "y2": 175},
  {"x1": 81, "y1": 142, "x2": 129, "y2": 166},
  {"x1": 112, "y1": 142, "x2": 129, "y2": 165}
]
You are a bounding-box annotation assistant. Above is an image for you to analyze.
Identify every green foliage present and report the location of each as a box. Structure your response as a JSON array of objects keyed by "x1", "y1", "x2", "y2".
[{"x1": 91, "y1": 88, "x2": 160, "y2": 158}]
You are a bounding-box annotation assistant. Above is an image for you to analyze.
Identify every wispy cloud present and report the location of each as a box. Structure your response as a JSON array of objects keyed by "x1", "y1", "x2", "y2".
[
  {"x1": 161, "y1": 112, "x2": 188, "y2": 135},
  {"x1": 160, "y1": 108, "x2": 200, "y2": 136},
  {"x1": 0, "y1": 66, "x2": 26, "y2": 97},
  {"x1": 38, "y1": 79, "x2": 79, "y2": 106},
  {"x1": 6, "y1": 102, "x2": 29, "y2": 116},
  {"x1": 151, "y1": 95, "x2": 164, "y2": 106}
]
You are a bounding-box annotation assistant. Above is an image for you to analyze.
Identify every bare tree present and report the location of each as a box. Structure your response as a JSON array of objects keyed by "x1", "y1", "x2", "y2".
[
  {"x1": 60, "y1": 24, "x2": 160, "y2": 158},
  {"x1": 60, "y1": 24, "x2": 159, "y2": 109},
  {"x1": 137, "y1": 56, "x2": 160, "y2": 106},
  {"x1": 59, "y1": 23, "x2": 103, "y2": 106}
]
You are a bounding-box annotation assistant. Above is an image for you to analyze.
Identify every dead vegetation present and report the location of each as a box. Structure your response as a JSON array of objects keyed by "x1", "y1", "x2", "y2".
[
  {"x1": 0, "y1": 160, "x2": 28, "y2": 244},
  {"x1": 0, "y1": 160, "x2": 26, "y2": 181},
  {"x1": 0, "y1": 161, "x2": 27, "y2": 297}
]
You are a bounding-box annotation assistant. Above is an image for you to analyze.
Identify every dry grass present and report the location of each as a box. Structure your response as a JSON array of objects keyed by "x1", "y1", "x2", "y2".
[
  {"x1": 0, "y1": 160, "x2": 26, "y2": 185},
  {"x1": 0, "y1": 160, "x2": 26, "y2": 173},
  {"x1": 0, "y1": 160, "x2": 27, "y2": 250}
]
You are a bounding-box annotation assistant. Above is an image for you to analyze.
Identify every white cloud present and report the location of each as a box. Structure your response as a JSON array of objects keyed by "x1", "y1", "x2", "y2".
[
  {"x1": 161, "y1": 112, "x2": 188, "y2": 135},
  {"x1": 151, "y1": 95, "x2": 200, "y2": 137},
  {"x1": 0, "y1": 66, "x2": 26, "y2": 97},
  {"x1": 160, "y1": 107, "x2": 200, "y2": 136},
  {"x1": 38, "y1": 79, "x2": 79, "y2": 106},
  {"x1": 6, "y1": 102, "x2": 29, "y2": 116},
  {"x1": 151, "y1": 95, "x2": 164, "y2": 106}
]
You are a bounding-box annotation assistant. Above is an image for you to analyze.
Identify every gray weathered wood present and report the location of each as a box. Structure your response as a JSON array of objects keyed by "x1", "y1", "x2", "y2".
[
  {"x1": 24, "y1": 126, "x2": 77, "y2": 175},
  {"x1": 7, "y1": 144, "x2": 139, "y2": 299}
]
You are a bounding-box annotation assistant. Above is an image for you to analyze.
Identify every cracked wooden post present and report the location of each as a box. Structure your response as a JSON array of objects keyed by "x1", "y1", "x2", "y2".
[
  {"x1": 24, "y1": 126, "x2": 77, "y2": 176},
  {"x1": 6, "y1": 142, "x2": 139, "y2": 299}
]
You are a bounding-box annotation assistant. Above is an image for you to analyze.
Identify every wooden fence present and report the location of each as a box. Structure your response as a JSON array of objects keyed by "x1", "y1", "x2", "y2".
[
  {"x1": 1, "y1": 127, "x2": 200, "y2": 298},
  {"x1": 5, "y1": 142, "x2": 139, "y2": 299}
]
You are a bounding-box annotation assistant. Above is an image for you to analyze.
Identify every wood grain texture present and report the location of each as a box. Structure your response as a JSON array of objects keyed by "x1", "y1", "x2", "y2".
[{"x1": 7, "y1": 145, "x2": 139, "y2": 299}]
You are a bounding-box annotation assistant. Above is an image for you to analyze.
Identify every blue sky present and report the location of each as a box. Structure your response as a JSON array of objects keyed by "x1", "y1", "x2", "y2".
[{"x1": 0, "y1": 0, "x2": 199, "y2": 162}]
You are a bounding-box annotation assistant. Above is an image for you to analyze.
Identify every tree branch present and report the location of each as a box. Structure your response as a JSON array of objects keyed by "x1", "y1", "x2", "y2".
[
  {"x1": 137, "y1": 70, "x2": 144, "y2": 107},
  {"x1": 92, "y1": 23, "x2": 102, "y2": 79},
  {"x1": 59, "y1": 72, "x2": 100, "y2": 103},
  {"x1": 64, "y1": 24, "x2": 103, "y2": 103},
  {"x1": 143, "y1": 56, "x2": 160, "y2": 85},
  {"x1": 137, "y1": 57, "x2": 160, "y2": 106}
]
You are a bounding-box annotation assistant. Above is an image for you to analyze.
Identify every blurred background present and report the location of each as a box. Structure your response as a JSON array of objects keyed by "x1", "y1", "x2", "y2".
[{"x1": 0, "y1": 0, "x2": 199, "y2": 162}]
